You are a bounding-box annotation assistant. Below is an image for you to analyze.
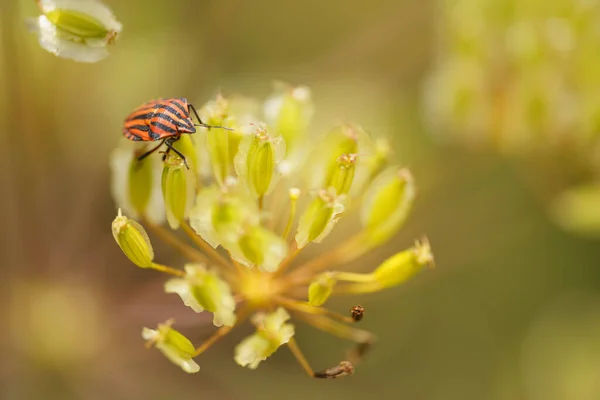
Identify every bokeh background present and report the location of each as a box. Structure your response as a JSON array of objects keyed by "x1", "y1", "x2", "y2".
[{"x1": 3, "y1": 0, "x2": 600, "y2": 399}]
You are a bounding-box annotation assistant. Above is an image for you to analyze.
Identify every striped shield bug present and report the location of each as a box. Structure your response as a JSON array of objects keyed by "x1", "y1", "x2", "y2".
[{"x1": 123, "y1": 97, "x2": 230, "y2": 168}]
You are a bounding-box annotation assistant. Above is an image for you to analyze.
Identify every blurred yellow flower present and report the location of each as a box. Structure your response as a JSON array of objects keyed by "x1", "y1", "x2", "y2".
[
  {"x1": 425, "y1": 0, "x2": 600, "y2": 236},
  {"x1": 424, "y1": 0, "x2": 600, "y2": 159}
]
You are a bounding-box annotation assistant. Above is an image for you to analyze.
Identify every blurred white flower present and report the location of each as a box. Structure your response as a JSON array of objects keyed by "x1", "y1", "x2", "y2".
[{"x1": 27, "y1": 0, "x2": 122, "y2": 62}]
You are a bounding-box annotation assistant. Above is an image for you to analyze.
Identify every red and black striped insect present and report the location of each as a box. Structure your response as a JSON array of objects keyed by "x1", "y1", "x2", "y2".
[{"x1": 123, "y1": 97, "x2": 228, "y2": 168}]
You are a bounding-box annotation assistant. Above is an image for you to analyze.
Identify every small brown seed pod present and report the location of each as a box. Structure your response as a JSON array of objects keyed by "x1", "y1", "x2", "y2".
[{"x1": 350, "y1": 305, "x2": 365, "y2": 322}]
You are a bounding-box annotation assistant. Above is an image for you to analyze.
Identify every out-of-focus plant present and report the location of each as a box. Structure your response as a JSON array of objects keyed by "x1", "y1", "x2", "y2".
[
  {"x1": 27, "y1": 0, "x2": 122, "y2": 62},
  {"x1": 110, "y1": 83, "x2": 433, "y2": 378},
  {"x1": 551, "y1": 183, "x2": 600, "y2": 237},
  {"x1": 424, "y1": 0, "x2": 600, "y2": 235},
  {"x1": 425, "y1": 0, "x2": 600, "y2": 156},
  {"x1": 520, "y1": 291, "x2": 600, "y2": 400}
]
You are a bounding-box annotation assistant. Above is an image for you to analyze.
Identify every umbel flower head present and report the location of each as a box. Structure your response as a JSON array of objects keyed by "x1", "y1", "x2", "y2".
[
  {"x1": 27, "y1": 0, "x2": 122, "y2": 63},
  {"x1": 110, "y1": 83, "x2": 434, "y2": 378}
]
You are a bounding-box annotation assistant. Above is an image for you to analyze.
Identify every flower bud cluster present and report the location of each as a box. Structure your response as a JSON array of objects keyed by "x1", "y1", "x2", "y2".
[{"x1": 110, "y1": 82, "x2": 433, "y2": 378}]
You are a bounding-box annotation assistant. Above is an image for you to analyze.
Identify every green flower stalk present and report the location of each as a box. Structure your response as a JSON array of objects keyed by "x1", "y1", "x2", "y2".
[
  {"x1": 27, "y1": 0, "x2": 122, "y2": 63},
  {"x1": 110, "y1": 83, "x2": 434, "y2": 379}
]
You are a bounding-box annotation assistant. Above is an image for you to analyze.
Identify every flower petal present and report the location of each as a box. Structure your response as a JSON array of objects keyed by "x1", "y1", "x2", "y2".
[
  {"x1": 164, "y1": 278, "x2": 204, "y2": 313},
  {"x1": 142, "y1": 322, "x2": 200, "y2": 373},
  {"x1": 234, "y1": 308, "x2": 295, "y2": 369},
  {"x1": 28, "y1": 16, "x2": 110, "y2": 62},
  {"x1": 38, "y1": 0, "x2": 122, "y2": 33}
]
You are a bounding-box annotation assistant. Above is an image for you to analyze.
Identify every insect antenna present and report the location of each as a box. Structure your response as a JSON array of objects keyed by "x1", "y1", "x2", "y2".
[{"x1": 189, "y1": 104, "x2": 234, "y2": 132}]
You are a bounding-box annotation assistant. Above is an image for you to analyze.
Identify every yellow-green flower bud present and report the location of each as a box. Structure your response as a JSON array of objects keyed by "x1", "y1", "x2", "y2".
[
  {"x1": 165, "y1": 264, "x2": 236, "y2": 327},
  {"x1": 305, "y1": 124, "x2": 364, "y2": 190},
  {"x1": 351, "y1": 138, "x2": 391, "y2": 196},
  {"x1": 111, "y1": 209, "x2": 154, "y2": 268},
  {"x1": 189, "y1": 185, "x2": 259, "y2": 248},
  {"x1": 110, "y1": 143, "x2": 165, "y2": 224},
  {"x1": 333, "y1": 239, "x2": 433, "y2": 294},
  {"x1": 234, "y1": 308, "x2": 295, "y2": 369},
  {"x1": 289, "y1": 187, "x2": 301, "y2": 200},
  {"x1": 361, "y1": 167, "x2": 415, "y2": 247},
  {"x1": 295, "y1": 189, "x2": 347, "y2": 249},
  {"x1": 171, "y1": 134, "x2": 199, "y2": 174},
  {"x1": 45, "y1": 10, "x2": 109, "y2": 39},
  {"x1": 142, "y1": 320, "x2": 199, "y2": 373},
  {"x1": 323, "y1": 125, "x2": 359, "y2": 182},
  {"x1": 264, "y1": 83, "x2": 313, "y2": 157},
  {"x1": 308, "y1": 273, "x2": 337, "y2": 306},
  {"x1": 229, "y1": 225, "x2": 288, "y2": 272},
  {"x1": 201, "y1": 96, "x2": 235, "y2": 186},
  {"x1": 373, "y1": 239, "x2": 434, "y2": 289},
  {"x1": 128, "y1": 151, "x2": 153, "y2": 216},
  {"x1": 369, "y1": 139, "x2": 391, "y2": 177},
  {"x1": 327, "y1": 153, "x2": 357, "y2": 195},
  {"x1": 203, "y1": 95, "x2": 260, "y2": 167},
  {"x1": 162, "y1": 154, "x2": 195, "y2": 230},
  {"x1": 28, "y1": 0, "x2": 122, "y2": 63},
  {"x1": 234, "y1": 125, "x2": 286, "y2": 198}
]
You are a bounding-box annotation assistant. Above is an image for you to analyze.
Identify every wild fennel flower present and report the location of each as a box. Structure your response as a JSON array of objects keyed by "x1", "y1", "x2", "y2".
[
  {"x1": 110, "y1": 83, "x2": 434, "y2": 378},
  {"x1": 27, "y1": 0, "x2": 122, "y2": 63}
]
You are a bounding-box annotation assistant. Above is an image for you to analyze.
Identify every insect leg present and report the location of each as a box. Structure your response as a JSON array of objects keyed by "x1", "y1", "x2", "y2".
[
  {"x1": 164, "y1": 138, "x2": 190, "y2": 170},
  {"x1": 137, "y1": 139, "x2": 165, "y2": 162},
  {"x1": 161, "y1": 147, "x2": 171, "y2": 162},
  {"x1": 188, "y1": 103, "x2": 206, "y2": 126}
]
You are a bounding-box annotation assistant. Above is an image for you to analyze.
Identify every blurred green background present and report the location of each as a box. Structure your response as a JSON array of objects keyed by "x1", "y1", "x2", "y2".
[{"x1": 3, "y1": 0, "x2": 600, "y2": 399}]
